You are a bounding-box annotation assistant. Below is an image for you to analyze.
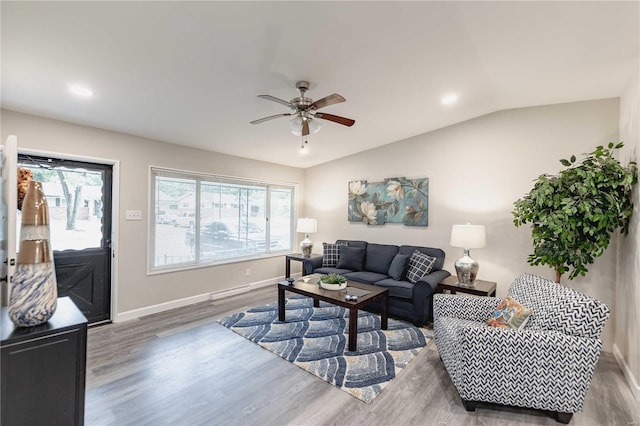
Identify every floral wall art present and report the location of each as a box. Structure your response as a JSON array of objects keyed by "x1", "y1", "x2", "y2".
[{"x1": 348, "y1": 176, "x2": 429, "y2": 226}]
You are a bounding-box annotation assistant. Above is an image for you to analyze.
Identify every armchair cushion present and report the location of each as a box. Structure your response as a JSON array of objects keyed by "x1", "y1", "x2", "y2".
[{"x1": 508, "y1": 273, "x2": 610, "y2": 338}]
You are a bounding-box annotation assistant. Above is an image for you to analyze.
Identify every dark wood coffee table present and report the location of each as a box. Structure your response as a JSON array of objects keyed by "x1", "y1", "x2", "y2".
[{"x1": 277, "y1": 274, "x2": 388, "y2": 352}]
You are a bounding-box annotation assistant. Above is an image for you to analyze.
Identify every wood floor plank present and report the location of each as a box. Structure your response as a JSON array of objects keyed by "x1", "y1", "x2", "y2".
[{"x1": 85, "y1": 284, "x2": 640, "y2": 425}]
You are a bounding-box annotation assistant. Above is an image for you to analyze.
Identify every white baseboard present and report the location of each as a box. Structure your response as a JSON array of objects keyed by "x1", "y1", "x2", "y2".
[
  {"x1": 207, "y1": 275, "x2": 284, "y2": 301},
  {"x1": 113, "y1": 275, "x2": 294, "y2": 323},
  {"x1": 613, "y1": 344, "x2": 640, "y2": 401}
]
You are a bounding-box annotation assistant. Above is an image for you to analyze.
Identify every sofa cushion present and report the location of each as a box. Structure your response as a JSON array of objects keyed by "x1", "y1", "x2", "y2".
[
  {"x1": 388, "y1": 254, "x2": 410, "y2": 280},
  {"x1": 399, "y1": 245, "x2": 445, "y2": 271},
  {"x1": 406, "y1": 250, "x2": 437, "y2": 283},
  {"x1": 364, "y1": 243, "x2": 399, "y2": 275},
  {"x1": 487, "y1": 297, "x2": 533, "y2": 330},
  {"x1": 337, "y1": 246, "x2": 365, "y2": 271},
  {"x1": 322, "y1": 242, "x2": 347, "y2": 267},
  {"x1": 374, "y1": 278, "x2": 414, "y2": 299},
  {"x1": 343, "y1": 271, "x2": 388, "y2": 285},
  {"x1": 315, "y1": 267, "x2": 353, "y2": 276}
]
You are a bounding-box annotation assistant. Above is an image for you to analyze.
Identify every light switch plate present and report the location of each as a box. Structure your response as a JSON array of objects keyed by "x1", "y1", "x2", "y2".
[{"x1": 125, "y1": 210, "x2": 142, "y2": 221}]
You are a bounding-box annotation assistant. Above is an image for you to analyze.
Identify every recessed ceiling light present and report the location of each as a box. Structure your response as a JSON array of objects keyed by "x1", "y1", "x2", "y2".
[
  {"x1": 67, "y1": 84, "x2": 94, "y2": 98},
  {"x1": 441, "y1": 93, "x2": 458, "y2": 106}
]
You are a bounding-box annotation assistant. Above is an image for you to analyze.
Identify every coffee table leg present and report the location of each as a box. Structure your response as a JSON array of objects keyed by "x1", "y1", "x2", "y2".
[
  {"x1": 313, "y1": 298, "x2": 320, "y2": 308},
  {"x1": 278, "y1": 287, "x2": 285, "y2": 322},
  {"x1": 381, "y1": 293, "x2": 388, "y2": 330},
  {"x1": 348, "y1": 307, "x2": 358, "y2": 352}
]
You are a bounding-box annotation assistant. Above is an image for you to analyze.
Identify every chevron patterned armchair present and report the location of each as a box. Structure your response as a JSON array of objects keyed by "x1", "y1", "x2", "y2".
[{"x1": 434, "y1": 273, "x2": 610, "y2": 424}]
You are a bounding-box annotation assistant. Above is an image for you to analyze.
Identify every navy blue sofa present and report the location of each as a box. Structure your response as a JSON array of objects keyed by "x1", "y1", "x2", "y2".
[{"x1": 302, "y1": 239, "x2": 450, "y2": 326}]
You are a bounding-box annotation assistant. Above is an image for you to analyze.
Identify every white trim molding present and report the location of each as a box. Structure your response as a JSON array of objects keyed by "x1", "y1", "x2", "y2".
[
  {"x1": 113, "y1": 275, "x2": 293, "y2": 323},
  {"x1": 613, "y1": 344, "x2": 640, "y2": 401}
]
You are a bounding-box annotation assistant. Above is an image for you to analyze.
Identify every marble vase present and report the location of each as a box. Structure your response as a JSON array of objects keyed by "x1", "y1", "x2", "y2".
[{"x1": 9, "y1": 180, "x2": 58, "y2": 327}]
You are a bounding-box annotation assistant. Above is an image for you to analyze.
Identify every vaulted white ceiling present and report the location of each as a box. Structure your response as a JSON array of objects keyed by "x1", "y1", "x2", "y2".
[{"x1": 2, "y1": 1, "x2": 638, "y2": 168}]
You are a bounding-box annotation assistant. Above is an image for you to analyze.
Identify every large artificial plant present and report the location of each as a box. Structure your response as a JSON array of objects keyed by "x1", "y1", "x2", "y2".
[{"x1": 512, "y1": 142, "x2": 637, "y2": 283}]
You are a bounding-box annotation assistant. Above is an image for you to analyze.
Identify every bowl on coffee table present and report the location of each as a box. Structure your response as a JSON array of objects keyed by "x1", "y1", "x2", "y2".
[{"x1": 319, "y1": 274, "x2": 347, "y2": 291}]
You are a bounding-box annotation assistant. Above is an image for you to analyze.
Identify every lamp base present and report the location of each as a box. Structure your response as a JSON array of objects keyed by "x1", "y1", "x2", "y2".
[
  {"x1": 300, "y1": 235, "x2": 313, "y2": 258},
  {"x1": 454, "y1": 249, "x2": 479, "y2": 287}
]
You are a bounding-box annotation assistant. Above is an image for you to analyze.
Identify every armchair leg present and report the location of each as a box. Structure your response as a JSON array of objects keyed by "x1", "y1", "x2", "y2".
[
  {"x1": 553, "y1": 412, "x2": 573, "y2": 424},
  {"x1": 461, "y1": 400, "x2": 477, "y2": 412}
]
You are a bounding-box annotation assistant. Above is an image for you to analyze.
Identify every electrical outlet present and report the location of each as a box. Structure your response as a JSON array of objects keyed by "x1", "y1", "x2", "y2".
[
  {"x1": 245, "y1": 268, "x2": 251, "y2": 277},
  {"x1": 125, "y1": 210, "x2": 142, "y2": 221}
]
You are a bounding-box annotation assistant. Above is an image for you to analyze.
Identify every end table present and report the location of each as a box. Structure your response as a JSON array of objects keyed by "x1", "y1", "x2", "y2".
[
  {"x1": 437, "y1": 275, "x2": 497, "y2": 297},
  {"x1": 285, "y1": 253, "x2": 321, "y2": 278}
]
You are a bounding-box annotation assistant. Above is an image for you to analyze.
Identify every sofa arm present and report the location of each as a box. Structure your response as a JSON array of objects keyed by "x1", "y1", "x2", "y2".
[
  {"x1": 412, "y1": 269, "x2": 451, "y2": 324},
  {"x1": 302, "y1": 255, "x2": 323, "y2": 275},
  {"x1": 456, "y1": 325, "x2": 603, "y2": 413},
  {"x1": 416, "y1": 269, "x2": 451, "y2": 293},
  {"x1": 433, "y1": 293, "x2": 501, "y2": 322}
]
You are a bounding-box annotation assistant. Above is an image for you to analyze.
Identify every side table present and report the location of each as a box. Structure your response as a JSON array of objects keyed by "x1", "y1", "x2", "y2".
[
  {"x1": 437, "y1": 275, "x2": 497, "y2": 297},
  {"x1": 1, "y1": 297, "x2": 88, "y2": 426},
  {"x1": 285, "y1": 253, "x2": 321, "y2": 278}
]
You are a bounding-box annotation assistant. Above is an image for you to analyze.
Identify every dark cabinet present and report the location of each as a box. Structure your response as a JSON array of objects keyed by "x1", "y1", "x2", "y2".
[{"x1": 1, "y1": 297, "x2": 88, "y2": 426}]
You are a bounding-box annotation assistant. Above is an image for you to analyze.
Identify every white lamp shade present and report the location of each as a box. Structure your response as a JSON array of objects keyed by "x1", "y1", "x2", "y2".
[
  {"x1": 450, "y1": 224, "x2": 486, "y2": 249},
  {"x1": 296, "y1": 218, "x2": 317, "y2": 233}
]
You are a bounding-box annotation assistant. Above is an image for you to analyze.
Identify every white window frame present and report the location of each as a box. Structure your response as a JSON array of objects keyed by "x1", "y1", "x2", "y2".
[{"x1": 148, "y1": 166, "x2": 295, "y2": 274}]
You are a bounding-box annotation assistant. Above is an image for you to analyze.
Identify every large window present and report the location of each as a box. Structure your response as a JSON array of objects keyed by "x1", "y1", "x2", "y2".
[{"x1": 150, "y1": 168, "x2": 294, "y2": 272}]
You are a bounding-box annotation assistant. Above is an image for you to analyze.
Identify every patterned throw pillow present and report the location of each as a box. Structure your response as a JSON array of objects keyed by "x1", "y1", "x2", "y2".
[
  {"x1": 406, "y1": 250, "x2": 437, "y2": 283},
  {"x1": 322, "y1": 242, "x2": 347, "y2": 267},
  {"x1": 487, "y1": 297, "x2": 533, "y2": 330}
]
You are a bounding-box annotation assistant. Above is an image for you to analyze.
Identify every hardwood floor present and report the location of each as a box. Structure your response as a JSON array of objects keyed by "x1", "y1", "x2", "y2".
[{"x1": 85, "y1": 285, "x2": 640, "y2": 425}]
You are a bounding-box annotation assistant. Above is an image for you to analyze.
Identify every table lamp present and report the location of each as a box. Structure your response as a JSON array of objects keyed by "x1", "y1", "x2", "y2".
[
  {"x1": 296, "y1": 218, "x2": 317, "y2": 258},
  {"x1": 450, "y1": 224, "x2": 486, "y2": 286}
]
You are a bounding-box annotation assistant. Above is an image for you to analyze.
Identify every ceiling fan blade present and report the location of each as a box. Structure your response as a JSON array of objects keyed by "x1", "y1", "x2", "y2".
[
  {"x1": 257, "y1": 95, "x2": 294, "y2": 109},
  {"x1": 250, "y1": 113, "x2": 291, "y2": 124},
  {"x1": 314, "y1": 112, "x2": 355, "y2": 127},
  {"x1": 309, "y1": 93, "x2": 346, "y2": 110},
  {"x1": 302, "y1": 119, "x2": 310, "y2": 136}
]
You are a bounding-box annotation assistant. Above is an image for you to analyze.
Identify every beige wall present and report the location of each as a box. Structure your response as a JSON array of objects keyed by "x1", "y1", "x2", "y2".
[
  {"x1": 2, "y1": 98, "x2": 630, "y2": 357},
  {"x1": 1, "y1": 109, "x2": 304, "y2": 315},
  {"x1": 304, "y1": 98, "x2": 620, "y2": 350},
  {"x1": 616, "y1": 71, "x2": 640, "y2": 399}
]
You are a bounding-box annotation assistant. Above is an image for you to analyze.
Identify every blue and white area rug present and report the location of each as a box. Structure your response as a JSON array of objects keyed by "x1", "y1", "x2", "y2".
[{"x1": 218, "y1": 296, "x2": 430, "y2": 403}]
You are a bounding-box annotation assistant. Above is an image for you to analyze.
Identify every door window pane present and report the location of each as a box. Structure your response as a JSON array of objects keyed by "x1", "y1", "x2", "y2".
[{"x1": 16, "y1": 164, "x2": 104, "y2": 250}]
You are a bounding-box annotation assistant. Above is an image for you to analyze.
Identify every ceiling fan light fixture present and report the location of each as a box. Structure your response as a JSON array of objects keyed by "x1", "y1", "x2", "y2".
[{"x1": 289, "y1": 116, "x2": 321, "y2": 136}]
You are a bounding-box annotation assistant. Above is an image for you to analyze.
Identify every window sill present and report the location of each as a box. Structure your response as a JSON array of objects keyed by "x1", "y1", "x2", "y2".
[{"x1": 147, "y1": 250, "x2": 289, "y2": 276}]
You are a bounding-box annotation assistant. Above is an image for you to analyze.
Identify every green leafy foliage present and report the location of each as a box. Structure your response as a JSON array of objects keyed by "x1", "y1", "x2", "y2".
[
  {"x1": 512, "y1": 142, "x2": 637, "y2": 281},
  {"x1": 319, "y1": 273, "x2": 347, "y2": 285}
]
